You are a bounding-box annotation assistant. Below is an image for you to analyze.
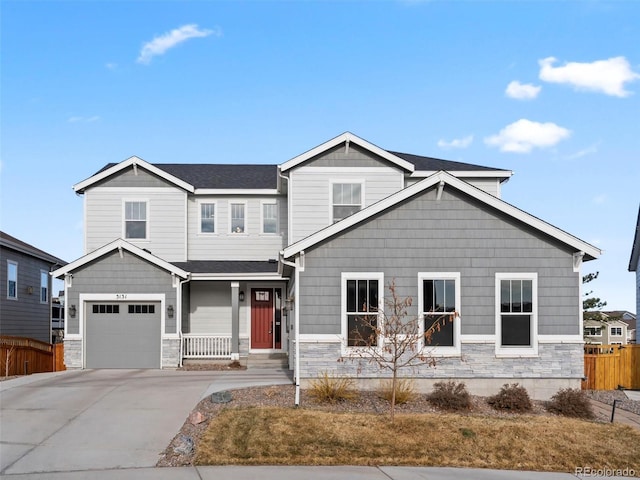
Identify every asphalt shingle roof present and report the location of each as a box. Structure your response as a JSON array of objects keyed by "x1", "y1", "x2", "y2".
[
  {"x1": 171, "y1": 260, "x2": 279, "y2": 274},
  {"x1": 388, "y1": 151, "x2": 508, "y2": 172}
]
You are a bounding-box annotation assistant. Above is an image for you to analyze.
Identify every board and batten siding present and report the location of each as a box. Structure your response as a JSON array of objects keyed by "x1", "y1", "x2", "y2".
[
  {"x1": 0, "y1": 248, "x2": 52, "y2": 343},
  {"x1": 84, "y1": 187, "x2": 187, "y2": 262},
  {"x1": 297, "y1": 186, "x2": 581, "y2": 337},
  {"x1": 187, "y1": 196, "x2": 287, "y2": 261},
  {"x1": 66, "y1": 250, "x2": 178, "y2": 335}
]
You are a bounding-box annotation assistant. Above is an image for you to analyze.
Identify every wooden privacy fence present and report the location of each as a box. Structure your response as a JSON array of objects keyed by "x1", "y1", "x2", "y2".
[
  {"x1": 0, "y1": 335, "x2": 66, "y2": 376},
  {"x1": 582, "y1": 344, "x2": 640, "y2": 390}
]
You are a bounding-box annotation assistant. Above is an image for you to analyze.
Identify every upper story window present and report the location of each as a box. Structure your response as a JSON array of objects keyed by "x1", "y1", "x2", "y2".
[
  {"x1": 610, "y1": 327, "x2": 623, "y2": 336},
  {"x1": 332, "y1": 183, "x2": 362, "y2": 223},
  {"x1": 496, "y1": 273, "x2": 538, "y2": 356},
  {"x1": 124, "y1": 201, "x2": 147, "y2": 239},
  {"x1": 200, "y1": 203, "x2": 216, "y2": 233},
  {"x1": 419, "y1": 273, "x2": 460, "y2": 353},
  {"x1": 40, "y1": 270, "x2": 48, "y2": 304},
  {"x1": 342, "y1": 272, "x2": 383, "y2": 348},
  {"x1": 7, "y1": 261, "x2": 17, "y2": 299},
  {"x1": 262, "y1": 202, "x2": 278, "y2": 234},
  {"x1": 230, "y1": 203, "x2": 245, "y2": 234},
  {"x1": 584, "y1": 326, "x2": 602, "y2": 336}
]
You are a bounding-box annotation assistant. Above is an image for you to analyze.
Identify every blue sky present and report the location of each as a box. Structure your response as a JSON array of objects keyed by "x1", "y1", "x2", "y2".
[{"x1": 1, "y1": 1, "x2": 638, "y2": 311}]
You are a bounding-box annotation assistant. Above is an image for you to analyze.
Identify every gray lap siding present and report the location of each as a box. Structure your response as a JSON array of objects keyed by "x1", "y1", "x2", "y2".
[
  {"x1": 298, "y1": 187, "x2": 580, "y2": 337},
  {"x1": 66, "y1": 250, "x2": 177, "y2": 335}
]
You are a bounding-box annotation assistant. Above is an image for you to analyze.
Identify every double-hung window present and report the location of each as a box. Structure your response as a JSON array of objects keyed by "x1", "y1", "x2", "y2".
[
  {"x1": 610, "y1": 327, "x2": 623, "y2": 337},
  {"x1": 40, "y1": 270, "x2": 48, "y2": 304},
  {"x1": 230, "y1": 203, "x2": 245, "y2": 233},
  {"x1": 332, "y1": 183, "x2": 362, "y2": 223},
  {"x1": 419, "y1": 272, "x2": 460, "y2": 354},
  {"x1": 200, "y1": 202, "x2": 216, "y2": 233},
  {"x1": 262, "y1": 202, "x2": 278, "y2": 234},
  {"x1": 125, "y1": 201, "x2": 147, "y2": 239},
  {"x1": 496, "y1": 273, "x2": 538, "y2": 355},
  {"x1": 7, "y1": 261, "x2": 17, "y2": 299},
  {"x1": 342, "y1": 272, "x2": 383, "y2": 349}
]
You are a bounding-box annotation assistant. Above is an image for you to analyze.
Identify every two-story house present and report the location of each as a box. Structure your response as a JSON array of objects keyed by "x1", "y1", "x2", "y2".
[
  {"x1": 1, "y1": 231, "x2": 67, "y2": 343},
  {"x1": 53, "y1": 132, "x2": 601, "y2": 399}
]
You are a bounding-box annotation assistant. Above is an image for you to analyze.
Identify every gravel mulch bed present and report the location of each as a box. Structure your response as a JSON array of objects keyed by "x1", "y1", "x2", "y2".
[{"x1": 157, "y1": 383, "x2": 636, "y2": 468}]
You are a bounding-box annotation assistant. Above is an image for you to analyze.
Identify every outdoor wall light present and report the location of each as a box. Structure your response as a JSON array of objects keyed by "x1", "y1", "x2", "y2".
[
  {"x1": 69, "y1": 305, "x2": 77, "y2": 318},
  {"x1": 167, "y1": 305, "x2": 174, "y2": 318},
  {"x1": 239, "y1": 291, "x2": 245, "y2": 302},
  {"x1": 27, "y1": 286, "x2": 34, "y2": 295},
  {"x1": 285, "y1": 297, "x2": 294, "y2": 311}
]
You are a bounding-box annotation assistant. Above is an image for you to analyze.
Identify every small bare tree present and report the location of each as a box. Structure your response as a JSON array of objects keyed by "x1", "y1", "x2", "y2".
[
  {"x1": 2, "y1": 345, "x2": 16, "y2": 377},
  {"x1": 344, "y1": 279, "x2": 458, "y2": 421}
]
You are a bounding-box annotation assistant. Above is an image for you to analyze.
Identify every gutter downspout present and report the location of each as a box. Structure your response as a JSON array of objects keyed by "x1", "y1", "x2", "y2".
[
  {"x1": 280, "y1": 250, "x2": 304, "y2": 406},
  {"x1": 177, "y1": 273, "x2": 191, "y2": 368}
]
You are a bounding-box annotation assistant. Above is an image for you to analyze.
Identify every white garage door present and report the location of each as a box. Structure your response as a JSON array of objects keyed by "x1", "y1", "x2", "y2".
[{"x1": 85, "y1": 302, "x2": 161, "y2": 368}]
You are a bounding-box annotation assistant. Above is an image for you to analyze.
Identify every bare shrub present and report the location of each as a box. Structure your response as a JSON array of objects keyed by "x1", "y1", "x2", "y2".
[
  {"x1": 379, "y1": 379, "x2": 416, "y2": 405},
  {"x1": 308, "y1": 372, "x2": 357, "y2": 404},
  {"x1": 546, "y1": 388, "x2": 595, "y2": 419},
  {"x1": 487, "y1": 383, "x2": 532, "y2": 412},
  {"x1": 427, "y1": 381, "x2": 471, "y2": 411}
]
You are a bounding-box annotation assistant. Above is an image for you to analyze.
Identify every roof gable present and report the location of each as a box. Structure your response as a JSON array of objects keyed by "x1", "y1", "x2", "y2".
[
  {"x1": 282, "y1": 171, "x2": 601, "y2": 261},
  {"x1": 279, "y1": 132, "x2": 415, "y2": 173},
  {"x1": 52, "y1": 239, "x2": 188, "y2": 279},
  {"x1": 74, "y1": 157, "x2": 196, "y2": 193}
]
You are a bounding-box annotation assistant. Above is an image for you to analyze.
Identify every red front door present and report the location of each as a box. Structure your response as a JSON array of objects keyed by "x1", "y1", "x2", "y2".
[{"x1": 251, "y1": 289, "x2": 274, "y2": 349}]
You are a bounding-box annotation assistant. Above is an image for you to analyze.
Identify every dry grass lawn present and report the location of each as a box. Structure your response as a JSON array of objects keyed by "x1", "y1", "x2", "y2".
[{"x1": 195, "y1": 407, "x2": 640, "y2": 472}]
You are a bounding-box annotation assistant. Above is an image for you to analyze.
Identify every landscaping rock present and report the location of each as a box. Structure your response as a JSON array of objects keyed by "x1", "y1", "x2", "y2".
[
  {"x1": 211, "y1": 390, "x2": 233, "y2": 404},
  {"x1": 173, "y1": 435, "x2": 194, "y2": 455}
]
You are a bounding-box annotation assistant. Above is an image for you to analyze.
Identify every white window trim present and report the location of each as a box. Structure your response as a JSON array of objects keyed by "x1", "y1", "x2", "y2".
[
  {"x1": 198, "y1": 200, "x2": 217, "y2": 235},
  {"x1": 40, "y1": 269, "x2": 49, "y2": 304},
  {"x1": 229, "y1": 201, "x2": 247, "y2": 235},
  {"x1": 495, "y1": 272, "x2": 538, "y2": 357},
  {"x1": 341, "y1": 272, "x2": 384, "y2": 356},
  {"x1": 330, "y1": 180, "x2": 365, "y2": 223},
  {"x1": 584, "y1": 326, "x2": 602, "y2": 337},
  {"x1": 122, "y1": 199, "x2": 149, "y2": 241},
  {"x1": 609, "y1": 326, "x2": 623, "y2": 337},
  {"x1": 418, "y1": 272, "x2": 461, "y2": 356},
  {"x1": 7, "y1": 260, "x2": 17, "y2": 300},
  {"x1": 260, "y1": 200, "x2": 278, "y2": 235}
]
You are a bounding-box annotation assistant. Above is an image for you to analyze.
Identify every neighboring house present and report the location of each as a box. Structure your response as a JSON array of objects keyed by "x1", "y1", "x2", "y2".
[
  {"x1": 583, "y1": 312, "x2": 629, "y2": 345},
  {"x1": 52, "y1": 132, "x2": 601, "y2": 399},
  {"x1": 1, "y1": 231, "x2": 67, "y2": 343},
  {"x1": 630, "y1": 205, "x2": 640, "y2": 338},
  {"x1": 602, "y1": 310, "x2": 636, "y2": 344}
]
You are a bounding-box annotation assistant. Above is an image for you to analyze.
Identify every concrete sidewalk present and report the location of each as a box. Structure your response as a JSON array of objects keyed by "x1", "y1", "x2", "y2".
[
  {"x1": 589, "y1": 399, "x2": 640, "y2": 430},
  {"x1": 0, "y1": 465, "x2": 614, "y2": 480}
]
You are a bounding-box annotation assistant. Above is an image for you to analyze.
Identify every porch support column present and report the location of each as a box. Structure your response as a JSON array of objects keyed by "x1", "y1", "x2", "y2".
[{"x1": 231, "y1": 282, "x2": 240, "y2": 361}]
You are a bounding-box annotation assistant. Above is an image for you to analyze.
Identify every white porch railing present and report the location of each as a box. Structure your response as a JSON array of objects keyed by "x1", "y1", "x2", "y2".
[{"x1": 182, "y1": 334, "x2": 232, "y2": 359}]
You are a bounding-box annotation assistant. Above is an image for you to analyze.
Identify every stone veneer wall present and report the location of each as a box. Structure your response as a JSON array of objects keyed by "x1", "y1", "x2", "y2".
[
  {"x1": 64, "y1": 339, "x2": 82, "y2": 368},
  {"x1": 298, "y1": 341, "x2": 583, "y2": 400},
  {"x1": 162, "y1": 339, "x2": 181, "y2": 368}
]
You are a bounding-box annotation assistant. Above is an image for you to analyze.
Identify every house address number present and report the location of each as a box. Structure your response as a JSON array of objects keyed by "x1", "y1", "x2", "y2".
[{"x1": 116, "y1": 294, "x2": 128, "y2": 300}]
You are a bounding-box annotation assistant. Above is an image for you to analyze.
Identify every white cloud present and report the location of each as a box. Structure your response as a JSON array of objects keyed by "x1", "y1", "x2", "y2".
[
  {"x1": 68, "y1": 116, "x2": 100, "y2": 123},
  {"x1": 105, "y1": 62, "x2": 118, "y2": 70},
  {"x1": 137, "y1": 24, "x2": 221, "y2": 65},
  {"x1": 565, "y1": 143, "x2": 600, "y2": 160},
  {"x1": 484, "y1": 119, "x2": 571, "y2": 153},
  {"x1": 539, "y1": 56, "x2": 640, "y2": 97},
  {"x1": 592, "y1": 194, "x2": 607, "y2": 205},
  {"x1": 437, "y1": 135, "x2": 473, "y2": 149},
  {"x1": 505, "y1": 80, "x2": 541, "y2": 100}
]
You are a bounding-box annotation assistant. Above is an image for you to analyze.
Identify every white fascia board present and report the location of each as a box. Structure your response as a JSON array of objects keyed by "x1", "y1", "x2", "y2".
[
  {"x1": 51, "y1": 238, "x2": 189, "y2": 279},
  {"x1": 279, "y1": 132, "x2": 415, "y2": 173},
  {"x1": 73, "y1": 156, "x2": 195, "y2": 193},
  {"x1": 410, "y1": 170, "x2": 513, "y2": 180},
  {"x1": 282, "y1": 170, "x2": 601, "y2": 260},
  {"x1": 194, "y1": 189, "x2": 280, "y2": 195}
]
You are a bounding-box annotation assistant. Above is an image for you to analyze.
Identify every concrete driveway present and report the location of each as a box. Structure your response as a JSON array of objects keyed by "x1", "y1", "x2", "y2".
[{"x1": 0, "y1": 368, "x2": 292, "y2": 475}]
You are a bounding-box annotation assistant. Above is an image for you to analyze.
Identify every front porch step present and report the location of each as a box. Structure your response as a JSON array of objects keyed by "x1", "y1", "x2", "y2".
[{"x1": 247, "y1": 353, "x2": 289, "y2": 369}]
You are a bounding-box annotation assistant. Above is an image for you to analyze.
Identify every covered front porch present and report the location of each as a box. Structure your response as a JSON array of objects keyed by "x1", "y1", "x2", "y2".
[{"x1": 173, "y1": 260, "x2": 291, "y2": 366}]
